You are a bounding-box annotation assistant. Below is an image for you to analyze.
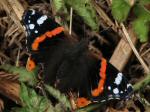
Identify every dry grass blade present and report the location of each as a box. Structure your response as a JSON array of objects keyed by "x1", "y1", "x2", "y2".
[
  {"x1": 8, "y1": 30, "x2": 20, "y2": 47},
  {"x1": 0, "y1": 71, "x2": 19, "y2": 82},
  {"x1": 0, "y1": 80, "x2": 20, "y2": 104},
  {"x1": 121, "y1": 23, "x2": 150, "y2": 74},
  {"x1": 91, "y1": 0, "x2": 116, "y2": 32},
  {"x1": 0, "y1": 98, "x2": 4, "y2": 112},
  {"x1": 5, "y1": 24, "x2": 18, "y2": 38},
  {"x1": 0, "y1": 71, "x2": 20, "y2": 104},
  {"x1": 0, "y1": 0, "x2": 24, "y2": 32},
  {"x1": 69, "y1": 7, "x2": 73, "y2": 35},
  {"x1": 0, "y1": 52, "x2": 11, "y2": 61},
  {"x1": 0, "y1": 17, "x2": 8, "y2": 28}
]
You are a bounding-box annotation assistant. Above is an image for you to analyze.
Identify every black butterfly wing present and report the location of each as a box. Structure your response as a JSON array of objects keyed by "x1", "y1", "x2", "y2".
[
  {"x1": 54, "y1": 41, "x2": 133, "y2": 102},
  {"x1": 22, "y1": 9, "x2": 65, "y2": 70},
  {"x1": 91, "y1": 61, "x2": 133, "y2": 102},
  {"x1": 22, "y1": 9, "x2": 64, "y2": 53},
  {"x1": 22, "y1": 9, "x2": 133, "y2": 104}
]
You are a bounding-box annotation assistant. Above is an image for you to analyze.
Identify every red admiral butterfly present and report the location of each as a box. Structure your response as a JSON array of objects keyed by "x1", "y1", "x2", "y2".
[{"x1": 22, "y1": 9, "x2": 133, "y2": 108}]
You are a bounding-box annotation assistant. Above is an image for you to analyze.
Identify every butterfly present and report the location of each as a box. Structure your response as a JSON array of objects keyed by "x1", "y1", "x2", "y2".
[{"x1": 22, "y1": 9, "x2": 133, "y2": 108}]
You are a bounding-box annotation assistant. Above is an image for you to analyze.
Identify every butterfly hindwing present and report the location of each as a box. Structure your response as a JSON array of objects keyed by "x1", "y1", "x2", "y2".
[{"x1": 91, "y1": 61, "x2": 133, "y2": 102}]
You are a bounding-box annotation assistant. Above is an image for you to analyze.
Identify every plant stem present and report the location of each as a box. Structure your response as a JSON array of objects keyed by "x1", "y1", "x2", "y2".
[
  {"x1": 69, "y1": 7, "x2": 73, "y2": 35},
  {"x1": 133, "y1": 74, "x2": 150, "y2": 91},
  {"x1": 76, "y1": 103, "x2": 103, "y2": 112}
]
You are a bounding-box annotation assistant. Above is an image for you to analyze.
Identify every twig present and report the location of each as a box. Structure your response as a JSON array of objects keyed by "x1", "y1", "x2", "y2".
[
  {"x1": 0, "y1": 98, "x2": 4, "y2": 112},
  {"x1": 69, "y1": 7, "x2": 73, "y2": 35},
  {"x1": 16, "y1": 48, "x2": 20, "y2": 67},
  {"x1": 8, "y1": 31, "x2": 20, "y2": 47},
  {"x1": 141, "y1": 48, "x2": 150, "y2": 57},
  {"x1": 121, "y1": 23, "x2": 150, "y2": 74},
  {"x1": 0, "y1": 52, "x2": 11, "y2": 61},
  {"x1": 91, "y1": 0, "x2": 116, "y2": 33}
]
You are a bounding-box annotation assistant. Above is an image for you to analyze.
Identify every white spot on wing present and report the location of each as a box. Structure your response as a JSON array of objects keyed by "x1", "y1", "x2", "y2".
[
  {"x1": 29, "y1": 24, "x2": 35, "y2": 30},
  {"x1": 108, "y1": 97, "x2": 113, "y2": 100},
  {"x1": 100, "y1": 100, "x2": 106, "y2": 102},
  {"x1": 28, "y1": 20, "x2": 31, "y2": 23},
  {"x1": 108, "y1": 86, "x2": 111, "y2": 90},
  {"x1": 37, "y1": 15, "x2": 48, "y2": 25},
  {"x1": 127, "y1": 83, "x2": 132, "y2": 88},
  {"x1": 35, "y1": 30, "x2": 38, "y2": 33},
  {"x1": 31, "y1": 10, "x2": 35, "y2": 15},
  {"x1": 114, "y1": 73, "x2": 123, "y2": 85},
  {"x1": 113, "y1": 88, "x2": 119, "y2": 94}
]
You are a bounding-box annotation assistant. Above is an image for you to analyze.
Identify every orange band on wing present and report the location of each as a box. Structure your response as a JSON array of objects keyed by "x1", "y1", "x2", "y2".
[
  {"x1": 26, "y1": 57, "x2": 36, "y2": 71},
  {"x1": 32, "y1": 26, "x2": 64, "y2": 51},
  {"x1": 32, "y1": 35, "x2": 46, "y2": 50},
  {"x1": 92, "y1": 58, "x2": 107, "y2": 97},
  {"x1": 76, "y1": 97, "x2": 91, "y2": 108},
  {"x1": 46, "y1": 27, "x2": 64, "y2": 37}
]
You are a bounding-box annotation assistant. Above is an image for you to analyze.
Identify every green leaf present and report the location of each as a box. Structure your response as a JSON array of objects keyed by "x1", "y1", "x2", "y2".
[
  {"x1": 52, "y1": 0, "x2": 99, "y2": 30},
  {"x1": 111, "y1": 0, "x2": 131, "y2": 22},
  {"x1": 20, "y1": 83, "x2": 31, "y2": 107},
  {"x1": 12, "y1": 107, "x2": 30, "y2": 112},
  {"x1": 28, "y1": 88, "x2": 39, "y2": 107},
  {"x1": 65, "y1": 0, "x2": 99, "y2": 31},
  {"x1": 45, "y1": 84, "x2": 71, "y2": 110},
  {"x1": 0, "y1": 64, "x2": 38, "y2": 85},
  {"x1": 133, "y1": 5, "x2": 150, "y2": 42},
  {"x1": 139, "y1": 0, "x2": 150, "y2": 5},
  {"x1": 133, "y1": 18, "x2": 149, "y2": 42},
  {"x1": 53, "y1": 0, "x2": 65, "y2": 12},
  {"x1": 14, "y1": 83, "x2": 55, "y2": 112}
]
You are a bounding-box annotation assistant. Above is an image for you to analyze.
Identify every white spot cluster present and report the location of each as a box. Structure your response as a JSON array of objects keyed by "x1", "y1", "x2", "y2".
[
  {"x1": 114, "y1": 73, "x2": 123, "y2": 85},
  {"x1": 29, "y1": 24, "x2": 35, "y2": 30},
  {"x1": 113, "y1": 88, "x2": 119, "y2": 94},
  {"x1": 37, "y1": 15, "x2": 48, "y2": 25}
]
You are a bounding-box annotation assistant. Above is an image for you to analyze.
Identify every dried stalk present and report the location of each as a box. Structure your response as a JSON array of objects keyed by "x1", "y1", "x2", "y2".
[
  {"x1": 69, "y1": 7, "x2": 73, "y2": 35},
  {"x1": 121, "y1": 23, "x2": 150, "y2": 74}
]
